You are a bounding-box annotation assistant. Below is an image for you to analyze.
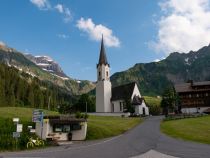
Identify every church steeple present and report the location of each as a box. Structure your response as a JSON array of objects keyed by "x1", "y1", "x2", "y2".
[
  {"x1": 97, "y1": 35, "x2": 109, "y2": 67},
  {"x1": 96, "y1": 35, "x2": 112, "y2": 113}
]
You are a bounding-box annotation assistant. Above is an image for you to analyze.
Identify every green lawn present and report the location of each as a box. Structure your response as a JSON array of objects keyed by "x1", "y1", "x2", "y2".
[
  {"x1": 0, "y1": 107, "x2": 59, "y2": 121},
  {"x1": 161, "y1": 116, "x2": 210, "y2": 144},
  {"x1": 0, "y1": 107, "x2": 142, "y2": 141},
  {"x1": 86, "y1": 115, "x2": 142, "y2": 140}
]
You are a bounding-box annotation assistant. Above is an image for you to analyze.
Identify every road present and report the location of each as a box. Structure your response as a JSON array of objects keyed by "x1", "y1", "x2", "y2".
[{"x1": 1, "y1": 116, "x2": 210, "y2": 158}]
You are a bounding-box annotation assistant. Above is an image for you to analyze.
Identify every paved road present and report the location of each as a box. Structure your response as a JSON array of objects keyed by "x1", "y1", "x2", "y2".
[{"x1": 1, "y1": 116, "x2": 210, "y2": 158}]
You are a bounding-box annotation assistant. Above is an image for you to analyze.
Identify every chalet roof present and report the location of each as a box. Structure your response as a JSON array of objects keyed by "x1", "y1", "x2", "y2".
[
  {"x1": 111, "y1": 82, "x2": 136, "y2": 101},
  {"x1": 97, "y1": 36, "x2": 109, "y2": 67},
  {"x1": 192, "y1": 81, "x2": 210, "y2": 86},
  {"x1": 44, "y1": 115, "x2": 86, "y2": 124},
  {"x1": 175, "y1": 81, "x2": 210, "y2": 93}
]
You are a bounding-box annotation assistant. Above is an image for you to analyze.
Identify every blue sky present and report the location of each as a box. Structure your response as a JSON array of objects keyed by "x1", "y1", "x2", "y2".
[{"x1": 1, "y1": 0, "x2": 210, "y2": 81}]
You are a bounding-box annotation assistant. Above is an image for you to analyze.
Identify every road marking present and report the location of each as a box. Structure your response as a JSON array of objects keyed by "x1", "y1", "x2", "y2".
[{"x1": 131, "y1": 150, "x2": 179, "y2": 158}]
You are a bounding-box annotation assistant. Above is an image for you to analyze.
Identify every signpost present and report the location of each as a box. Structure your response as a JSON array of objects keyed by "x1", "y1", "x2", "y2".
[
  {"x1": 32, "y1": 109, "x2": 44, "y2": 139},
  {"x1": 12, "y1": 118, "x2": 21, "y2": 150},
  {"x1": 13, "y1": 132, "x2": 20, "y2": 138},
  {"x1": 16, "y1": 124, "x2": 23, "y2": 132}
]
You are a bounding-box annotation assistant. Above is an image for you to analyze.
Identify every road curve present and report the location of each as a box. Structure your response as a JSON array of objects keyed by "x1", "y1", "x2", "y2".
[{"x1": 1, "y1": 116, "x2": 210, "y2": 158}]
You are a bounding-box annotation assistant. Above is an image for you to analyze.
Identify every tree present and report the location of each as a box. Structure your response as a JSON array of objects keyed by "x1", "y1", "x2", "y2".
[
  {"x1": 124, "y1": 98, "x2": 135, "y2": 114},
  {"x1": 75, "y1": 94, "x2": 95, "y2": 112},
  {"x1": 161, "y1": 85, "x2": 177, "y2": 117}
]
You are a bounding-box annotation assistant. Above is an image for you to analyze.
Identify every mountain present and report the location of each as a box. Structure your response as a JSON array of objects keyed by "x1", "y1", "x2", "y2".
[
  {"x1": 24, "y1": 54, "x2": 68, "y2": 78},
  {"x1": 110, "y1": 45, "x2": 210, "y2": 96},
  {"x1": 0, "y1": 44, "x2": 95, "y2": 95},
  {"x1": 0, "y1": 62, "x2": 74, "y2": 109}
]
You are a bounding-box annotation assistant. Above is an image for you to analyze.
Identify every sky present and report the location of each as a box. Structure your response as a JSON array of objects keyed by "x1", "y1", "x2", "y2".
[{"x1": 0, "y1": 0, "x2": 210, "y2": 81}]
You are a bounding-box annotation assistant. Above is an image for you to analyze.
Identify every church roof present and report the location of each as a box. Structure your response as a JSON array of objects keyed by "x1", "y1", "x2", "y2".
[
  {"x1": 97, "y1": 36, "x2": 109, "y2": 67},
  {"x1": 111, "y1": 82, "x2": 136, "y2": 101},
  {"x1": 132, "y1": 95, "x2": 143, "y2": 105}
]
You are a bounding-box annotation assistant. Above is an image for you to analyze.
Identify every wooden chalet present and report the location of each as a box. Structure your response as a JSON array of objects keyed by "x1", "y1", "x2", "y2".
[{"x1": 175, "y1": 80, "x2": 210, "y2": 113}]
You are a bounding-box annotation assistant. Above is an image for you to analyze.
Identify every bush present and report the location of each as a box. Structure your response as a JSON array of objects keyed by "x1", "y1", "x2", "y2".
[
  {"x1": 0, "y1": 118, "x2": 36, "y2": 151},
  {"x1": 75, "y1": 112, "x2": 89, "y2": 119}
]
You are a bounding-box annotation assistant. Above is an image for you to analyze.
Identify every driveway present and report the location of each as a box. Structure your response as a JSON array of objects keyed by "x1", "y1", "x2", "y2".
[{"x1": 1, "y1": 116, "x2": 210, "y2": 158}]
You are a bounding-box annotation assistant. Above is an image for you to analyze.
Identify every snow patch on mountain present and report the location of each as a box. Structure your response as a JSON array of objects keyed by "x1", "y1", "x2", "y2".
[{"x1": 25, "y1": 54, "x2": 69, "y2": 79}]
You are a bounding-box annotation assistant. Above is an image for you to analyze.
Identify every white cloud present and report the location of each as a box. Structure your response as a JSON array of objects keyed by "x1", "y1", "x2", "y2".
[
  {"x1": 154, "y1": 57, "x2": 166, "y2": 62},
  {"x1": 76, "y1": 18, "x2": 120, "y2": 47},
  {"x1": 154, "y1": 59, "x2": 160, "y2": 62},
  {"x1": 30, "y1": 0, "x2": 51, "y2": 10},
  {"x1": 63, "y1": 8, "x2": 72, "y2": 22},
  {"x1": 30, "y1": 1, "x2": 72, "y2": 22},
  {"x1": 57, "y1": 34, "x2": 69, "y2": 39},
  {"x1": 54, "y1": 4, "x2": 72, "y2": 22},
  {"x1": 152, "y1": 0, "x2": 210, "y2": 54},
  {"x1": 0, "y1": 41, "x2": 6, "y2": 46},
  {"x1": 55, "y1": 4, "x2": 63, "y2": 13}
]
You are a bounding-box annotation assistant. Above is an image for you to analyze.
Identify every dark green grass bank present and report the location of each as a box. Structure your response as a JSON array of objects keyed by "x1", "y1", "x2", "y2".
[
  {"x1": 161, "y1": 116, "x2": 210, "y2": 145},
  {"x1": 0, "y1": 107, "x2": 58, "y2": 151},
  {"x1": 86, "y1": 115, "x2": 142, "y2": 140}
]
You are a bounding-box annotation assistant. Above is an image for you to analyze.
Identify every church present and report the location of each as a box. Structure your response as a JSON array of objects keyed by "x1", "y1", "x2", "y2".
[{"x1": 96, "y1": 37, "x2": 149, "y2": 116}]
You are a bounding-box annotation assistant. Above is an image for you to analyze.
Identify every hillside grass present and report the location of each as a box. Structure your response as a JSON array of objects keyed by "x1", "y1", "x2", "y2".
[
  {"x1": 86, "y1": 115, "x2": 142, "y2": 140},
  {"x1": 144, "y1": 96, "x2": 162, "y2": 115},
  {"x1": 161, "y1": 116, "x2": 210, "y2": 144},
  {"x1": 0, "y1": 107, "x2": 58, "y2": 151},
  {"x1": 0, "y1": 107, "x2": 59, "y2": 121}
]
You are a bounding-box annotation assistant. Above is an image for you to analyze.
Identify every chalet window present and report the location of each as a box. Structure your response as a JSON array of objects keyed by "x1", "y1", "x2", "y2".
[
  {"x1": 63, "y1": 125, "x2": 71, "y2": 132},
  {"x1": 53, "y1": 124, "x2": 71, "y2": 133},
  {"x1": 53, "y1": 125, "x2": 62, "y2": 132},
  {"x1": 71, "y1": 124, "x2": 81, "y2": 130}
]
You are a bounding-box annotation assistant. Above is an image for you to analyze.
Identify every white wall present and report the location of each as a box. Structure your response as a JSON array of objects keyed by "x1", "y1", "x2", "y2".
[
  {"x1": 131, "y1": 84, "x2": 141, "y2": 99},
  {"x1": 134, "y1": 104, "x2": 149, "y2": 115},
  {"x1": 35, "y1": 119, "x2": 50, "y2": 139},
  {"x1": 96, "y1": 80, "x2": 112, "y2": 112},
  {"x1": 35, "y1": 119, "x2": 87, "y2": 141},
  {"x1": 96, "y1": 64, "x2": 112, "y2": 113},
  {"x1": 71, "y1": 122, "x2": 87, "y2": 140},
  {"x1": 112, "y1": 100, "x2": 124, "y2": 112},
  {"x1": 97, "y1": 64, "x2": 110, "y2": 81}
]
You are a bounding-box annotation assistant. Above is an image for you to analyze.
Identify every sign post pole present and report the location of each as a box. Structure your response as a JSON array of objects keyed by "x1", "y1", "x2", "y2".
[
  {"x1": 32, "y1": 109, "x2": 44, "y2": 139},
  {"x1": 40, "y1": 111, "x2": 44, "y2": 139}
]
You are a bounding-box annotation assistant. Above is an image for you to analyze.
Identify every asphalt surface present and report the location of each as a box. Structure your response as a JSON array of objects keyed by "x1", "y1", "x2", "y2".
[{"x1": 1, "y1": 116, "x2": 210, "y2": 158}]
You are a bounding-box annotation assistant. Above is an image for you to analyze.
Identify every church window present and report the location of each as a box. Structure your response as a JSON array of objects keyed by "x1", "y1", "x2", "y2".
[
  {"x1": 99, "y1": 71, "x2": 101, "y2": 77},
  {"x1": 120, "y1": 102, "x2": 123, "y2": 111},
  {"x1": 106, "y1": 71, "x2": 108, "y2": 77}
]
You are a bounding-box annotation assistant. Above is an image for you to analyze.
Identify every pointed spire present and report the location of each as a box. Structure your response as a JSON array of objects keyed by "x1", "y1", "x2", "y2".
[{"x1": 97, "y1": 35, "x2": 109, "y2": 67}]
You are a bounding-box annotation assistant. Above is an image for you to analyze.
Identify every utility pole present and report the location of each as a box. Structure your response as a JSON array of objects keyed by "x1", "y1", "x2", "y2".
[
  {"x1": 85, "y1": 101, "x2": 87, "y2": 114},
  {"x1": 48, "y1": 96, "x2": 51, "y2": 110}
]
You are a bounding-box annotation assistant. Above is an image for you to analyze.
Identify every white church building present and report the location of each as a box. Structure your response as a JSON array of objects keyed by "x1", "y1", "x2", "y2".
[{"x1": 96, "y1": 37, "x2": 149, "y2": 116}]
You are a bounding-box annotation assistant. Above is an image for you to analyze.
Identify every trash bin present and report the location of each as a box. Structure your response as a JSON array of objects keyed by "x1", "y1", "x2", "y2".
[{"x1": 68, "y1": 132, "x2": 72, "y2": 141}]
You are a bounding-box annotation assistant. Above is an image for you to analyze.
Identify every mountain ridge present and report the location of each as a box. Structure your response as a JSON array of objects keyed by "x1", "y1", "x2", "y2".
[
  {"x1": 110, "y1": 44, "x2": 210, "y2": 96},
  {"x1": 0, "y1": 44, "x2": 95, "y2": 95}
]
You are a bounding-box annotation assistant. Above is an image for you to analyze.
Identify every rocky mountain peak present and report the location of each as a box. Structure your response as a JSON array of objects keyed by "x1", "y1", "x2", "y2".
[{"x1": 25, "y1": 54, "x2": 68, "y2": 79}]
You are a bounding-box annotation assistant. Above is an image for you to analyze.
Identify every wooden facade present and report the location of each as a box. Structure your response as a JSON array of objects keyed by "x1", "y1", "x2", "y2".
[{"x1": 175, "y1": 81, "x2": 210, "y2": 108}]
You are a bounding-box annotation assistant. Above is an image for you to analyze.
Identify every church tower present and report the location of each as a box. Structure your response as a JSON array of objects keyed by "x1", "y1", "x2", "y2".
[{"x1": 96, "y1": 36, "x2": 112, "y2": 112}]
